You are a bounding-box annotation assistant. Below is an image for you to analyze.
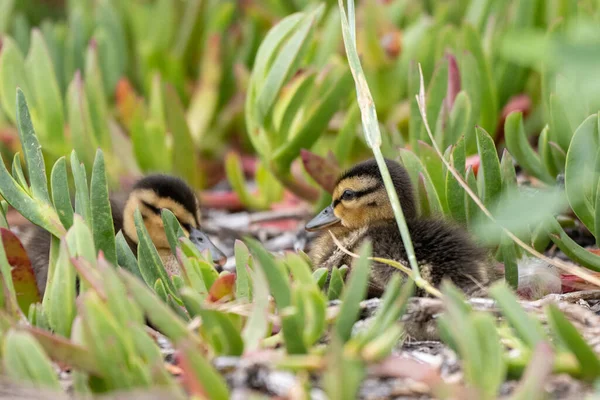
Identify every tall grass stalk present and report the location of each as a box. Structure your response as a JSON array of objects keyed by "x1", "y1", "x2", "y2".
[{"x1": 337, "y1": 0, "x2": 425, "y2": 287}]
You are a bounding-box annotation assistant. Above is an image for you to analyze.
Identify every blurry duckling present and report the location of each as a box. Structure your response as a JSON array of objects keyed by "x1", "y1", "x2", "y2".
[
  {"x1": 306, "y1": 158, "x2": 491, "y2": 298},
  {"x1": 22, "y1": 174, "x2": 226, "y2": 297}
]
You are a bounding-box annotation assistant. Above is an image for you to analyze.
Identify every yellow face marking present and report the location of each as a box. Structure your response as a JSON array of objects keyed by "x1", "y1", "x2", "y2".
[
  {"x1": 122, "y1": 189, "x2": 200, "y2": 249},
  {"x1": 331, "y1": 176, "x2": 394, "y2": 229}
]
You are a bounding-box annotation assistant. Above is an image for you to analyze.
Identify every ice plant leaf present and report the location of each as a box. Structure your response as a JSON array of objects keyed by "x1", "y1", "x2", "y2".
[
  {"x1": 133, "y1": 209, "x2": 179, "y2": 302},
  {"x1": 505, "y1": 112, "x2": 553, "y2": 184},
  {"x1": 0, "y1": 38, "x2": 30, "y2": 125},
  {"x1": 70, "y1": 151, "x2": 91, "y2": 227},
  {"x1": 334, "y1": 241, "x2": 371, "y2": 343},
  {"x1": 475, "y1": 127, "x2": 501, "y2": 207},
  {"x1": 90, "y1": 150, "x2": 117, "y2": 265},
  {"x1": 246, "y1": 238, "x2": 306, "y2": 354},
  {"x1": 50, "y1": 157, "x2": 74, "y2": 230},
  {"x1": 161, "y1": 208, "x2": 186, "y2": 257},
  {"x1": 565, "y1": 114, "x2": 599, "y2": 236},
  {"x1": 327, "y1": 266, "x2": 344, "y2": 300},
  {"x1": 547, "y1": 219, "x2": 600, "y2": 272},
  {"x1": 234, "y1": 240, "x2": 251, "y2": 301},
  {"x1": 178, "y1": 340, "x2": 230, "y2": 400},
  {"x1": 490, "y1": 283, "x2": 546, "y2": 348},
  {"x1": 547, "y1": 304, "x2": 600, "y2": 381},
  {"x1": 3, "y1": 330, "x2": 61, "y2": 389},
  {"x1": 119, "y1": 269, "x2": 199, "y2": 346},
  {"x1": 115, "y1": 231, "x2": 143, "y2": 280},
  {"x1": 45, "y1": 240, "x2": 76, "y2": 338},
  {"x1": 242, "y1": 265, "x2": 269, "y2": 353},
  {"x1": 10, "y1": 90, "x2": 64, "y2": 227}
]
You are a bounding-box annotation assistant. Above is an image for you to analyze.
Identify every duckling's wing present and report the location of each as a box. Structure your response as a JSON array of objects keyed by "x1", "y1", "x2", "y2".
[
  {"x1": 404, "y1": 218, "x2": 489, "y2": 291},
  {"x1": 366, "y1": 219, "x2": 489, "y2": 296}
]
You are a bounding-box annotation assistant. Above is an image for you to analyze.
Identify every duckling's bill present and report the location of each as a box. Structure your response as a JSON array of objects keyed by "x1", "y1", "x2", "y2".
[
  {"x1": 306, "y1": 205, "x2": 341, "y2": 232},
  {"x1": 189, "y1": 227, "x2": 227, "y2": 266}
]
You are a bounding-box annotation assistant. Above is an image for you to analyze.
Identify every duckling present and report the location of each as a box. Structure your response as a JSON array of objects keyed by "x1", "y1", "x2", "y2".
[
  {"x1": 306, "y1": 158, "x2": 491, "y2": 298},
  {"x1": 22, "y1": 174, "x2": 226, "y2": 297}
]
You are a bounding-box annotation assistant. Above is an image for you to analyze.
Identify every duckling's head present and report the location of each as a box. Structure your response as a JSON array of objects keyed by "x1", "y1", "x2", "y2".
[
  {"x1": 306, "y1": 158, "x2": 416, "y2": 231},
  {"x1": 122, "y1": 174, "x2": 226, "y2": 266}
]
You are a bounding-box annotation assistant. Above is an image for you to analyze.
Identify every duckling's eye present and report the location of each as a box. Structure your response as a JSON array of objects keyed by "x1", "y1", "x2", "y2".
[{"x1": 341, "y1": 189, "x2": 356, "y2": 201}]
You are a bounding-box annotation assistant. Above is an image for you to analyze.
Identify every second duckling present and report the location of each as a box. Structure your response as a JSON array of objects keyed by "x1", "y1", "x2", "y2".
[
  {"x1": 306, "y1": 158, "x2": 491, "y2": 298},
  {"x1": 22, "y1": 174, "x2": 226, "y2": 297}
]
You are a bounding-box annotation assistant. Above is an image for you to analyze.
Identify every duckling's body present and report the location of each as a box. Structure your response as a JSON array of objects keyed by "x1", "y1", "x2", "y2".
[
  {"x1": 307, "y1": 158, "x2": 491, "y2": 298},
  {"x1": 22, "y1": 174, "x2": 225, "y2": 297}
]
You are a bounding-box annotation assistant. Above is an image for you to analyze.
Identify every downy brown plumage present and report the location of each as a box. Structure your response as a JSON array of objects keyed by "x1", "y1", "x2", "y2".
[{"x1": 306, "y1": 158, "x2": 492, "y2": 298}]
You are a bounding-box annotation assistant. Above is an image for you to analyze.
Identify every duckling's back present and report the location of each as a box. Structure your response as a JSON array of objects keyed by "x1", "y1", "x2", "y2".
[
  {"x1": 368, "y1": 219, "x2": 490, "y2": 296},
  {"x1": 313, "y1": 218, "x2": 491, "y2": 298}
]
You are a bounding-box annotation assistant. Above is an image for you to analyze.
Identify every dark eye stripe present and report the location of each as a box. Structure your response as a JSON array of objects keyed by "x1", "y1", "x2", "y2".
[
  {"x1": 141, "y1": 200, "x2": 161, "y2": 215},
  {"x1": 334, "y1": 185, "x2": 380, "y2": 206}
]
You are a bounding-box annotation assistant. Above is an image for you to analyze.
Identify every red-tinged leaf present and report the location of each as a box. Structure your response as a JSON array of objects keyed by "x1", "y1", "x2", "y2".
[
  {"x1": 176, "y1": 342, "x2": 229, "y2": 400},
  {"x1": 380, "y1": 30, "x2": 402, "y2": 59},
  {"x1": 560, "y1": 273, "x2": 600, "y2": 293},
  {"x1": 300, "y1": 149, "x2": 341, "y2": 193},
  {"x1": 445, "y1": 53, "x2": 461, "y2": 112},
  {"x1": 496, "y1": 94, "x2": 532, "y2": 144},
  {"x1": 114, "y1": 78, "x2": 142, "y2": 128},
  {"x1": 1, "y1": 228, "x2": 40, "y2": 312},
  {"x1": 466, "y1": 154, "x2": 480, "y2": 176},
  {"x1": 198, "y1": 191, "x2": 245, "y2": 211},
  {"x1": 174, "y1": 351, "x2": 207, "y2": 398},
  {"x1": 208, "y1": 273, "x2": 236, "y2": 302}
]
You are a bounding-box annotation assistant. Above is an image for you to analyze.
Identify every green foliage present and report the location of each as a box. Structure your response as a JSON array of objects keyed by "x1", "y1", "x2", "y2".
[{"x1": 1, "y1": 0, "x2": 600, "y2": 397}]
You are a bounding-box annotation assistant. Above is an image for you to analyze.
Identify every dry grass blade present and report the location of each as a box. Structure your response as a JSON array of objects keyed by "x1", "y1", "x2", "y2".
[{"x1": 415, "y1": 64, "x2": 600, "y2": 288}]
